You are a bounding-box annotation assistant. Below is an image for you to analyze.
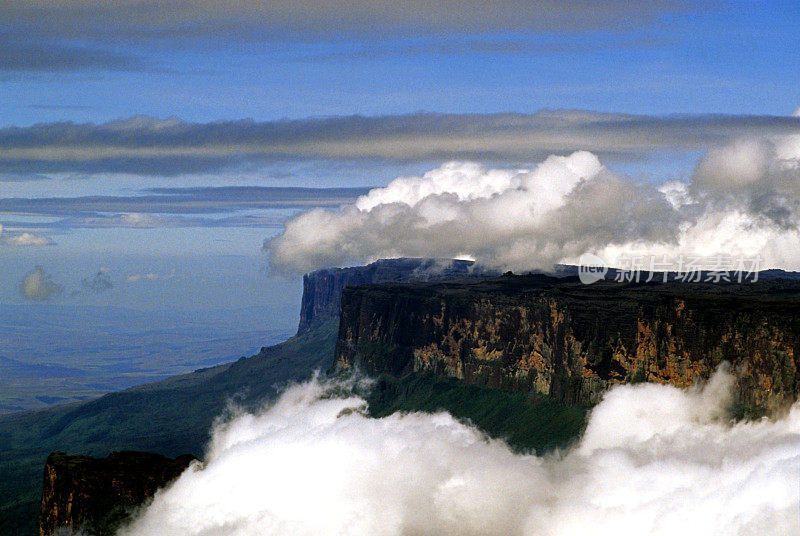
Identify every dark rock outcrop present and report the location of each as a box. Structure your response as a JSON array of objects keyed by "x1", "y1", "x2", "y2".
[
  {"x1": 40, "y1": 451, "x2": 196, "y2": 536},
  {"x1": 334, "y1": 274, "x2": 800, "y2": 410},
  {"x1": 297, "y1": 258, "x2": 495, "y2": 334}
]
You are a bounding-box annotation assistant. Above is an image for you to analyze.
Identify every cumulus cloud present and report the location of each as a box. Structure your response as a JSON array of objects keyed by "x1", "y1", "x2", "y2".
[
  {"x1": 355, "y1": 161, "x2": 520, "y2": 211},
  {"x1": 592, "y1": 131, "x2": 800, "y2": 268},
  {"x1": 0, "y1": 221, "x2": 55, "y2": 247},
  {"x1": 1, "y1": 112, "x2": 798, "y2": 175},
  {"x1": 19, "y1": 266, "x2": 63, "y2": 301},
  {"x1": 1, "y1": 231, "x2": 55, "y2": 246},
  {"x1": 267, "y1": 152, "x2": 678, "y2": 273},
  {"x1": 120, "y1": 369, "x2": 799, "y2": 536},
  {"x1": 268, "y1": 126, "x2": 800, "y2": 273},
  {"x1": 691, "y1": 136, "x2": 800, "y2": 227}
]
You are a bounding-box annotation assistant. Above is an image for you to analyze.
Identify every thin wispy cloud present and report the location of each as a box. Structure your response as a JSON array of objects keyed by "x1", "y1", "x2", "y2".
[
  {"x1": 25, "y1": 104, "x2": 97, "y2": 111},
  {"x1": 289, "y1": 35, "x2": 671, "y2": 64},
  {"x1": 4, "y1": 1, "x2": 712, "y2": 42},
  {"x1": 55, "y1": 213, "x2": 293, "y2": 231},
  {"x1": 0, "y1": 185, "x2": 369, "y2": 236},
  {"x1": 0, "y1": 172, "x2": 51, "y2": 182},
  {"x1": 126, "y1": 271, "x2": 175, "y2": 283},
  {"x1": 0, "y1": 38, "x2": 148, "y2": 73},
  {"x1": 0, "y1": 186, "x2": 370, "y2": 217}
]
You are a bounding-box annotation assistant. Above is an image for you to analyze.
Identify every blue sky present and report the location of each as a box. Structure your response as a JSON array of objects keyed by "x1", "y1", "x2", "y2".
[
  {"x1": 4, "y1": 1, "x2": 800, "y2": 126},
  {"x1": 1, "y1": 0, "x2": 799, "y2": 312}
]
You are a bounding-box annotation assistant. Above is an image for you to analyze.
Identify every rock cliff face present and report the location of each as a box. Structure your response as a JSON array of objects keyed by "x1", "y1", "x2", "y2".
[
  {"x1": 297, "y1": 258, "x2": 494, "y2": 334},
  {"x1": 40, "y1": 451, "x2": 196, "y2": 536},
  {"x1": 335, "y1": 274, "x2": 800, "y2": 410}
]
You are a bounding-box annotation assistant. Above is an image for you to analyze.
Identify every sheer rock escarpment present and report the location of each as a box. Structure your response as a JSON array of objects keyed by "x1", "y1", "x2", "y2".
[{"x1": 335, "y1": 274, "x2": 800, "y2": 410}]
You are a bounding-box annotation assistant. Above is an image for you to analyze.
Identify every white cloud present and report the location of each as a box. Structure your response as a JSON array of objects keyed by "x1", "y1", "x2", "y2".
[
  {"x1": 693, "y1": 138, "x2": 770, "y2": 194},
  {"x1": 690, "y1": 136, "x2": 800, "y2": 226},
  {"x1": 1, "y1": 231, "x2": 55, "y2": 246},
  {"x1": 121, "y1": 369, "x2": 800, "y2": 536},
  {"x1": 267, "y1": 151, "x2": 677, "y2": 273},
  {"x1": 268, "y1": 129, "x2": 800, "y2": 273},
  {"x1": 118, "y1": 213, "x2": 159, "y2": 227},
  {"x1": 355, "y1": 162, "x2": 521, "y2": 211}
]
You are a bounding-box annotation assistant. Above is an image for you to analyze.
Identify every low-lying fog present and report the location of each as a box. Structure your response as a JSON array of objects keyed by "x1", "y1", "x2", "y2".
[{"x1": 120, "y1": 367, "x2": 799, "y2": 536}]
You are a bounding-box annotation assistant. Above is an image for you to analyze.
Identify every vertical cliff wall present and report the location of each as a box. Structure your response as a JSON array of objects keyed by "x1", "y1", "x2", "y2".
[
  {"x1": 40, "y1": 451, "x2": 196, "y2": 536},
  {"x1": 297, "y1": 258, "x2": 493, "y2": 334},
  {"x1": 334, "y1": 275, "x2": 800, "y2": 410}
]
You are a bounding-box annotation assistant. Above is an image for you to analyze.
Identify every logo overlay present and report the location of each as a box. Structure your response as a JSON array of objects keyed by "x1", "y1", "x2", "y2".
[
  {"x1": 578, "y1": 253, "x2": 609, "y2": 285},
  {"x1": 576, "y1": 253, "x2": 763, "y2": 285}
]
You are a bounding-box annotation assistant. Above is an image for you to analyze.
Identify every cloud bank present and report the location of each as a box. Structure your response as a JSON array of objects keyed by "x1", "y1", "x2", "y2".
[
  {"x1": 268, "y1": 130, "x2": 800, "y2": 273},
  {"x1": 120, "y1": 369, "x2": 799, "y2": 536},
  {"x1": 2, "y1": 112, "x2": 799, "y2": 175}
]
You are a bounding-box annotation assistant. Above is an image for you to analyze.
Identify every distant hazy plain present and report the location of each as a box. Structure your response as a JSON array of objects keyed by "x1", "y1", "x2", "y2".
[{"x1": 0, "y1": 304, "x2": 294, "y2": 412}]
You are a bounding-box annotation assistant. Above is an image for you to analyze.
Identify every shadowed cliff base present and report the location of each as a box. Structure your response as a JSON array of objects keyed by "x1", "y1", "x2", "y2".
[{"x1": 365, "y1": 372, "x2": 591, "y2": 454}]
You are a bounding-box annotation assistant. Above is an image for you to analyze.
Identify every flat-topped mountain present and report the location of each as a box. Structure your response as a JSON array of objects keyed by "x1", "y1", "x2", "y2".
[{"x1": 335, "y1": 273, "x2": 800, "y2": 411}]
